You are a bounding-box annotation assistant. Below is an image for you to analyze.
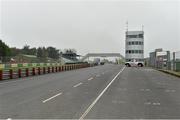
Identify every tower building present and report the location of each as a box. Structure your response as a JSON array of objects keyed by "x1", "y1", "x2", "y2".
[{"x1": 125, "y1": 30, "x2": 144, "y2": 62}]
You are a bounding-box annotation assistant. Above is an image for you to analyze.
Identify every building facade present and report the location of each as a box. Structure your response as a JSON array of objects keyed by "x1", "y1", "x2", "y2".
[
  {"x1": 125, "y1": 31, "x2": 144, "y2": 62},
  {"x1": 149, "y1": 48, "x2": 170, "y2": 69}
]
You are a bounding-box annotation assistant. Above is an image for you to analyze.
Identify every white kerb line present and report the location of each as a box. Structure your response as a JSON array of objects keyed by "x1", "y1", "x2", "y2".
[
  {"x1": 42, "y1": 92, "x2": 62, "y2": 103},
  {"x1": 73, "y1": 82, "x2": 83, "y2": 88},
  {"x1": 79, "y1": 66, "x2": 126, "y2": 120}
]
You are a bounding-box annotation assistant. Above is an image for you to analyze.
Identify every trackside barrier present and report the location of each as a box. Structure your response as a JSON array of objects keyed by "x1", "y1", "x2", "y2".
[
  {"x1": 0, "y1": 70, "x2": 3, "y2": 80},
  {"x1": 0, "y1": 63, "x2": 90, "y2": 80}
]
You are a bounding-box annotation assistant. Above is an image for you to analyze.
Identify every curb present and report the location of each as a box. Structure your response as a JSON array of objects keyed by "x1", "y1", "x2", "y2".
[{"x1": 158, "y1": 69, "x2": 180, "y2": 78}]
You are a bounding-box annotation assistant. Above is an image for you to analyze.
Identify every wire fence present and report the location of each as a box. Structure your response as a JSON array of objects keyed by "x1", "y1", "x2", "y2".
[
  {"x1": 148, "y1": 51, "x2": 180, "y2": 72},
  {"x1": 164, "y1": 51, "x2": 180, "y2": 71}
]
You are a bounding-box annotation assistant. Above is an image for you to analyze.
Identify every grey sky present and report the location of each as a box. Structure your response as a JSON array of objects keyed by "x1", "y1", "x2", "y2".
[{"x1": 0, "y1": 0, "x2": 180, "y2": 57}]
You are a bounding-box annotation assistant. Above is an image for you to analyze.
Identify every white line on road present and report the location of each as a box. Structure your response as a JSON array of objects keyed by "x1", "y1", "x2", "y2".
[
  {"x1": 79, "y1": 66, "x2": 126, "y2": 120},
  {"x1": 73, "y1": 82, "x2": 83, "y2": 88},
  {"x1": 96, "y1": 74, "x2": 100, "y2": 77},
  {"x1": 165, "y1": 89, "x2": 176, "y2": 92},
  {"x1": 6, "y1": 118, "x2": 12, "y2": 120},
  {"x1": 152, "y1": 102, "x2": 161, "y2": 106},
  {"x1": 42, "y1": 92, "x2": 62, "y2": 103},
  {"x1": 88, "y1": 77, "x2": 93, "y2": 81}
]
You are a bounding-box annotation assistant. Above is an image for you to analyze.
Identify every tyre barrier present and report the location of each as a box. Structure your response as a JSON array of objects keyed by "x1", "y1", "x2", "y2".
[{"x1": 0, "y1": 64, "x2": 90, "y2": 80}]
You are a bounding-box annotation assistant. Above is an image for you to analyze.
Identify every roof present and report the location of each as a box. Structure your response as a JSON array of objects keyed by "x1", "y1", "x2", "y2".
[{"x1": 126, "y1": 31, "x2": 144, "y2": 35}]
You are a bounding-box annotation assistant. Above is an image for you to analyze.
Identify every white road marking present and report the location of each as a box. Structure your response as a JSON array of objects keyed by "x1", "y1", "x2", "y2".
[
  {"x1": 165, "y1": 89, "x2": 176, "y2": 93},
  {"x1": 6, "y1": 118, "x2": 12, "y2": 120},
  {"x1": 79, "y1": 66, "x2": 125, "y2": 120},
  {"x1": 42, "y1": 92, "x2": 62, "y2": 103},
  {"x1": 96, "y1": 74, "x2": 100, "y2": 77},
  {"x1": 144, "y1": 102, "x2": 160, "y2": 106},
  {"x1": 144, "y1": 102, "x2": 151, "y2": 105},
  {"x1": 152, "y1": 102, "x2": 160, "y2": 106},
  {"x1": 140, "y1": 88, "x2": 151, "y2": 92},
  {"x1": 145, "y1": 89, "x2": 151, "y2": 91},
  {"x1": 73, "y1": 82, "x2": 83, "y2": 88},
  {"x1": 88, "y1": 77, "x2": 93, "y2": 81}
]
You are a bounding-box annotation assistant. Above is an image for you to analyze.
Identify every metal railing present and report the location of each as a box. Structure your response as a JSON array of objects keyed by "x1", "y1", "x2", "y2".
[{"x1": 162, "y1": 51, "x2": 180, "y2": 71}]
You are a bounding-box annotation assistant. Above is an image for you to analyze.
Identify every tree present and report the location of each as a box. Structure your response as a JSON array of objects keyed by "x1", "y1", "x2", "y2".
[
  {"x1": 47, "y1": 47, "x2": 60, "y2": 59},
  {"x1": 37, "y1": 47, "x2": 48, "y2": 58},
  {"x1": 29, "y1": 47, "x2": 37, "y2": 55},
  {"x1": 37, "y1": 47, "x2": 43, "y2": 58},
  {"x1": 10, "y1": 47, "x2": 21, "y2": 56},
  {"x1": 0, "y1": 40, "x2": 11, "y2": 62},
  {"x1": 22, "y1": 45, "x2": 30, "y2": 54}
]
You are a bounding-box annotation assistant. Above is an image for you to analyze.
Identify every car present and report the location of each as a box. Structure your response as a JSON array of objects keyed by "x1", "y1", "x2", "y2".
[{"x1": 125, "y1": 59, "x2": 144, "y2": 67}]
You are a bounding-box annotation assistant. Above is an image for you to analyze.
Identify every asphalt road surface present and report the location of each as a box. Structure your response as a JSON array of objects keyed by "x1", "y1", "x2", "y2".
[{"x1": 0, "y1": 64, "x2": 180, "y2": 119}]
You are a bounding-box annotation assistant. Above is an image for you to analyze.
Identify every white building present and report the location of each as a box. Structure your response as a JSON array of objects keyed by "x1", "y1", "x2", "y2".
[{"x1": 125, "y1": 31, "x2": 144, "y2": 62}]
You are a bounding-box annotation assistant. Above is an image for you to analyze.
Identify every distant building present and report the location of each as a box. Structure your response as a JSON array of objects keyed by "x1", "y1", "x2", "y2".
[
  {"x1": 125, "y1": 31, "x2": 144, "y2": 62},
  {"x1": 149, "y1": 48, "x2": 170, "y2": 69}
]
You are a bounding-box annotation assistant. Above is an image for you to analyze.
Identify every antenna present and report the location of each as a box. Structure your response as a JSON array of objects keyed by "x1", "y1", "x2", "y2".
[
  {"x1": 126, "y1": 21, "x2": 128, "y2": 32},
  {"x1": 142, "y1": 25, "x2": 144, "y2": 31}
]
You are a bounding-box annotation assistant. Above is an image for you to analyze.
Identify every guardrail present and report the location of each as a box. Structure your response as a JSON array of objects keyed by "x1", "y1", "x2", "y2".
[{"x1": 0, "y1": 63, "x2": 90, "y2": 80}]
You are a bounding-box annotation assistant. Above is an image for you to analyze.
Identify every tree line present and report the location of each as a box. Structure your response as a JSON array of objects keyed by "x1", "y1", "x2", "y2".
[{"x1": 0, "y1": 40, "x2": 76, "y2": 62}]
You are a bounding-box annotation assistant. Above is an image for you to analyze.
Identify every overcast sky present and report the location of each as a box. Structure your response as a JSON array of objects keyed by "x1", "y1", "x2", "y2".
[{"x1": 0, "y1": 0, "x2": 180, "y2": 57}]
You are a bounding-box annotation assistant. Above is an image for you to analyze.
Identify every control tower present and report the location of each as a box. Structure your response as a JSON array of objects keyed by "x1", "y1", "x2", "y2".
[{"x1": 125, "y1": 30, "x2": 144, "y2": 62}]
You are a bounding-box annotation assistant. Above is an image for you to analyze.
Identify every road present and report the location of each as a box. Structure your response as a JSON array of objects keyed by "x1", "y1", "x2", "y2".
[{"x1": 0, "y1": 64, "x2": 180, "y2": 119}]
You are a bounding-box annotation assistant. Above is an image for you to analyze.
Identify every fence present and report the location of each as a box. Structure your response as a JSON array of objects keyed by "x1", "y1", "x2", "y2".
[
  {"x1": 148, "y1": 51, "x2": 180, "y2": 72},
  {"x1": 0, "y1": 63, "x2": 90, "y2": 80},
  {"x1": 169, "y1": 51, "x2": 180, "y2": 71},
  {"x1": 165, "y1": 51, "x2": 180, "y2": 71}
]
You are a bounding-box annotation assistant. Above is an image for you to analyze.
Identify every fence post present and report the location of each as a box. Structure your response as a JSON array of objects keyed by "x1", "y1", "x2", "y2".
[
  {"x1": 48, "y1": 67, "x2": 50, "y2": 73},
  {"x1": 18, "y1": 69, "x2": 21, "y2": 78},
  {"x1": 52, "y1": 67, "x2": 54, "y2": 72},
  {"x1": 59, "y1": 66, "x2": 61, "y2": 72},
  {"x1": 38, "y1": 67, "x2": 41, "y2": 75},
  {"x1": 173, "y1": 52, "x2": 176, "y2": 71},
  {"x1": 32, "y1": 68, "x2": 35, "y2": 75},
  {"x1": 26, "y1": 68, "x2": 29, "y2": 77},
  {"x1": 0, "y1": 70, "x2": 3, "y2": 80},
  {"x1": 43, "y1": 67, "x2": 46, "y2": 74},
  {"x1": 55, "y1": 67, "x2": 58, "y2": 72},
  {"x1": 9, "y1": 69, "x2": 13, "y2": 79},
  {"x1": 62, "y1": 66, "x2": 64, "y2": 71}
]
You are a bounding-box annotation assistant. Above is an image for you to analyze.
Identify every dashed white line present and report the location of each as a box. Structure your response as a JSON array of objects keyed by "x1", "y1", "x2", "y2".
[
  {"x1": 79, "y1": 66, "x2": 126, "y2": 120},
  {"x1": 73, "y1": 82, "x2": 83, "y2": 88},
  {"x1": 42, "y1": 92, "x2": 62, "y2": 103},
  {"x1": 144, "y1": 102, "x2": 161, "y2": 106},
  {"x1": 152, "y1": 102, "x2": 161, "y2": 106},
  {"x1": 88, "y1": 77, "x2": 93, "y2": 81},
  {"x1": 96, "y1": 74, "x2": 100, "y2": 77},
  {"x1": 165, "y1": 89, "x2": 176, "y2": 93},
  {"x1": 144, "y1": 102, "x2": 151, "y2": 105},
  {"x1": 140, "y1": 88, "x2": 151, "y2": 92},
  {"x1": 6, "y1": 118, "x2": 12, "y2": 120}
]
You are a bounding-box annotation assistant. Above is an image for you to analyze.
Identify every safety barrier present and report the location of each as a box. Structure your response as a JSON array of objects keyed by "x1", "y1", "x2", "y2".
[{"x1": 0, "y1": 63, "x2": 90, "y2": 80}]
